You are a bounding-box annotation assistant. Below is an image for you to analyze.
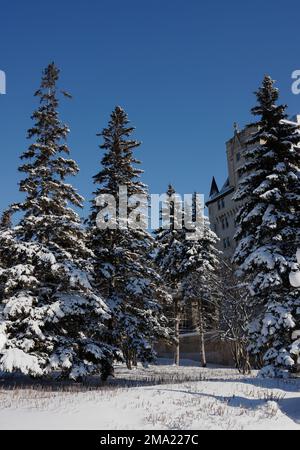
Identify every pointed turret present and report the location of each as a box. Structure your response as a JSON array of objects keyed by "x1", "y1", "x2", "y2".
[
  {"x1": 209, "y1": 177, "x2": 219, "y2": 198},
  {"x1": 166, "y1": 184, "x2": 176, "y2": 197}
]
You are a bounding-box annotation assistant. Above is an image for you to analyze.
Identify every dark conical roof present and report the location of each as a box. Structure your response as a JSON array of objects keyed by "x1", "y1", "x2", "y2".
[
  {"x1": 166, "y1": 184, "x2": 176, "y2": 197},
  {"x1": 209, "y1": 177, "x2": 219, "y2": 197}
]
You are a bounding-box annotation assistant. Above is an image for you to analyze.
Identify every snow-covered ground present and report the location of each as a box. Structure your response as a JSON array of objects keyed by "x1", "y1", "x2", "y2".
[{"x1": 0, "y1": 359, "x2": 300, "y2": 430}]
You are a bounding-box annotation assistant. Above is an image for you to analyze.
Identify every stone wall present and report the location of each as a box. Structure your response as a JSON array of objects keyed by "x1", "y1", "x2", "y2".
[{"x1": 156, "y1": 331, "x2": 234, "y2": 366}]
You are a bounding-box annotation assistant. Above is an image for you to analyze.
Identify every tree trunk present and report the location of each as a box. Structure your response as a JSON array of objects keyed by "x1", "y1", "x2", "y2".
[
  {"x1": 174, "y1": 296, "x2": 180, "y2": 366},
  {"x1": 231, "y1": 338, "x2": 251, "y2": 374},
  {"x1": 132, "y1": 351, "x2": 137, "y2": 368},
  {"x1": 198, "y1": 300, "x2": 206, "y2": 367},
  {"x1": 123, "y1": 347, "x2": 132, "y2": 370},
  {"x1": 126, "y1": 355, "x2": 133, "y2": 370}
]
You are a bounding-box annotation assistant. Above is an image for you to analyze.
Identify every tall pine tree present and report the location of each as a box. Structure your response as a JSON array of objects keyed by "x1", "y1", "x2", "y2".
[
  {"x1": 87, "y1": 106, "x2": 171, "y2": 369},
  {"x1": 154, "y1": 185, "x2": 184, "y2": 365},
  {"x1": 181, "y1": 214, "x2": 220, "y2": 367},
  {"x1": 233, "y1": 76, "x2": 300, "y2": 376},
  {"x1": 0, "y1": 63, "x2": 114, "y2": 380},
  {"x1": 155, "y1": 188, "x2": 220, "y2": 366}
]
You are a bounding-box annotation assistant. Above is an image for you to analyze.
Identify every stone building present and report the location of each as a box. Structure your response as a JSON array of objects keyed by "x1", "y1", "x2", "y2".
[
  {"x1": 205, "y1": 124, "x2": 256, "y2": 258},
  {"x1": 206, "y1": 116, "x2": 300, "y2": 258}
]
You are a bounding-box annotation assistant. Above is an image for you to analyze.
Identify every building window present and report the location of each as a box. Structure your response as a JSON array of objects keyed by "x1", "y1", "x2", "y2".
[
  {"x1": 218, "y1": 198, "x2": 225, "y2": 210},
  {"x1": 221, "y1": 217, "x2": 229, "y2": 230},
  {"x1": 223, "y1": 238, "x2": 227, "y2": 249},
  {"x1": 236, "y1": 152, "x2": 241, "y2": 162}
]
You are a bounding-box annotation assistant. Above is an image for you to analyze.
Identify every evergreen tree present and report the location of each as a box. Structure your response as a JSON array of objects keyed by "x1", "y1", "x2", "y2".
[
  {"x1": 0, "y1": 209, "x2": 12, "y2": 230},
  {"x1": 155, "y1": 188, "x2": 220, "y2": 366},
  {"x1": 290, "y1": 249, "x2": 300, "y2": 288},
  {"x1": 0, "y1": 63, "x2": 114, "y2": 380},
  {"x1": 0, "y1": 208, "x2": 14, "y2": 302},
  {"x1": 233, "y1": 76, "x2": 300, "y2": 376},
  {"x1": 87, "y1": 106, "x2": 171, "y2": 369},
  {"x1": 181, "y1": 217, "x2": 220, "y2": 367},
  {"x1": 289, "y1": 249, "x2": 300, "y2": 372},
  {"x1": 154, "y1": 184, "x2": 185, "y2": 365}
]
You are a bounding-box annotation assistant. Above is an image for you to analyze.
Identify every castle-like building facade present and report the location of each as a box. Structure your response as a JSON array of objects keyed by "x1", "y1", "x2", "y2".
[{"x1": 206, "y1": 116, "x2": 300, "y2": 258}]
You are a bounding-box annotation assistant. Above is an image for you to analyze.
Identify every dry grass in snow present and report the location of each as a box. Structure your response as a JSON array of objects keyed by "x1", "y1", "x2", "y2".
[{"x1": 0, "y1": 359, "x2": 300, "y2": 430}]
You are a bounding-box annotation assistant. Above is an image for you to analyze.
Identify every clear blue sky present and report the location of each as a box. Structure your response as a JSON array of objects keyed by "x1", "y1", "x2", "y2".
[{"x1": 1, "y1": 0, "x2": 300, "y2": 216}]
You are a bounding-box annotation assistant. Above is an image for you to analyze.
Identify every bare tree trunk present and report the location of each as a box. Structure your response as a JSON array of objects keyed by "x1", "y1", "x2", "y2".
[
  {"x1": 198, "y1": 299, "x2": 206, "y2": 367},
  {"x1": 230, "y1": 338, "x2": 251, "y2": 374},
  {"x1": 127, "y1": 360, "x2": 132, "y2": 370},
  {"x1": 132, "y1": 351, "x2": 137, "y2": 368},
  {"x1": 174, "y1": 296, "x2": 180, "y2": 366},
  {"x1": 123, "y1": 347, "x2": 132, "y2": 370}
]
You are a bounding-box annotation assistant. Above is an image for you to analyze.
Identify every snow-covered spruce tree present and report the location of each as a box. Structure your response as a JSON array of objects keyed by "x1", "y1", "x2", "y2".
[
  {"x1": 289, "y1": 249, "x2": 300, "y2": 371},
  {"x1": 0, "y1": 208, "x2": 13, "y2": 305},
  {"x1": 0, "y1": 63, "x2": 114, "y2": 380},
  {"x1": 179, "y1": 193, "x2": 220, "y2": 367},
  {"x1": 290, "y1": 249, "x2": 300, "y2": 289},
  {"x1": 155, "y1": 188, "x2": 220, "y2": 366},
  {"x1": 233, "y1": 75, "x2": 300, "y2": 377},
  {"x1": 87, "y1": 106, "x2": 171, "y2": 369},
  {"x1": 154, "y1": 185, "x2": 185, "y2": 365},
  {"x1": 0, "y1": 209, "x2": 12, "y2": 230},
  {"x1": 182, "y1": 216, "x2": 220, "y2": 366}
]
